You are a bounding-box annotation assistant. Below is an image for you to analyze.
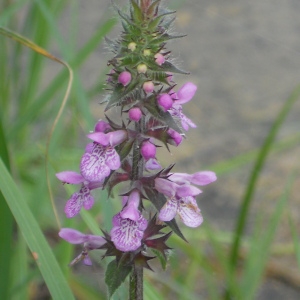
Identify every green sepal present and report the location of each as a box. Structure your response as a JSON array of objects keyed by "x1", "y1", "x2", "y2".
[
  {"x1": 151, "y1": 249, "x2": 168, "y2": 270},
  {"x1": 143, "y1": 95, "x2": 183, "y2": 133},
  {"x1": 105, "y1": 36, "x2": 119, "y2": 53},
  {"x1": 148, "y1": 15, "x2": 164, "y2": 31},
  {"x1": 146, "y1": 0, "x2": 161, "y2": 17},
  {"x1": 105, "y1": 259, "x2": 132, "y2": 299},
  {"x1": 161, "y1": 33, "x2": 187, "y2": 40},
  {"x1": 162, "y1": 16, "x2": 176, "y2": 30},
  {"x1": 161, "y1": 61, "x2": 189, "y2": 74},
  {"x1": 130, "y1": 0, "x2": 143, "y2": 23},
  {"x1": 105, "y1": 80, "x2": 139, "y2": 111}
]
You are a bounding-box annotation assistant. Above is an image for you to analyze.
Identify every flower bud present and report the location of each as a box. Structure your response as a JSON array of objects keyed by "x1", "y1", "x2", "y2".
[
  {"x1": 143, "y1": 49, "x2": 151, "y2": 56},
  {"x1": 128, "y1": 42, "x2": 137, "y2": 51},
  {"x1": 154, "y1": 53, "x2": 165, "y2": 66},
  {"x1": 137, "y1": 63, "x2": 147, "y2": 74},
  {"x1": 118, "y1": 71, "x2": 132, "y2": 86},
  {"x1": 167, "y1": 129, "x2": 183, "y2": 146},
  {"x1": 143, "y1": 81, "x2": 154, "y2": 93},
  {"x1": 157, "y1": 93, "x2": 173, "y2": 111},
  {"x1": 128, "y1": 107, "x2": 142, "y2": 122},
  {"x1": 141, "y1": 141, "x2": 156, "y2": 160}
]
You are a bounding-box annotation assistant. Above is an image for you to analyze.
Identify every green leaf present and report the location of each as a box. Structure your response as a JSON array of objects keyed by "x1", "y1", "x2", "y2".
[
  {"x1": 241, "y1": 175, "x2": 291, "y2": 300},
  {"x1": 105, "y1": 81, "x2": 139, "y2": 111},
  {"x1": 143, "y1": 95, "x2": 183, "y2": 133},
  {"x1": 130, "y1": 0, "x2": 143, "y2": 23},
  {"x1": 105, "y1": 259, "x2": 132, "y2": 299},
  {"x1": 0, "y1": 158, "x2": 75, "y2": 299},
  {"x1": 228, "y1": 82, "x2": 300, "y2": 273}
]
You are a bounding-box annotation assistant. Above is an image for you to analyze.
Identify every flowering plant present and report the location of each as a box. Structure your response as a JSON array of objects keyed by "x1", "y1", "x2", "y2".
[{"x1": 57, "y1": 0, "x2": 216, "y2": 298}]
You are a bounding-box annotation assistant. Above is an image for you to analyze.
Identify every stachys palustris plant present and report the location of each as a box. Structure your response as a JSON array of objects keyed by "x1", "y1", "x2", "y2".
[{"x1": 56, "y1": 1, "x2": 216, "y2": 299}]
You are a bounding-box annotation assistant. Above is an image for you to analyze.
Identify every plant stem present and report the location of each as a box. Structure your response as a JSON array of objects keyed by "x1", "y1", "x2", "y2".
[{"x1": 129, "y1": 118, "x2": 144, "y2": 299}]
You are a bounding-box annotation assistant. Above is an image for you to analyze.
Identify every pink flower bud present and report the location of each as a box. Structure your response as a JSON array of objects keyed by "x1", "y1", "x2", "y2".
[
  {"x1": 94, "y1": 120, "x2": 111, "y2": 133},
  {"x1": 167, "y1": 129, "x2": 183, "y2": 146},
  {"x1": 154, "y1": 53, "x2": 165, "y2": 66},
  {"x1": 118, "y1": 71, "x2": 132, "y2": 86},
  {"x1": 143, "y1": 81, "x2": 154, "y2": 93},
  {"x1": 141, "y1": 141, "x2": 156, "y2": 160},
  {"x1": 157, "y1": 93, "x2": 173, "y2": 111},
  {"x1": 128, "y1": 107, "x2": 142, "y2": 122}
]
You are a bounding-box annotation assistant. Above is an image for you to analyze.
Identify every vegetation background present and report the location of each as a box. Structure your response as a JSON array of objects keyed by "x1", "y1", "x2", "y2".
[{"x1": 1, "y1": 0, "x2": 300, "y2": 299}]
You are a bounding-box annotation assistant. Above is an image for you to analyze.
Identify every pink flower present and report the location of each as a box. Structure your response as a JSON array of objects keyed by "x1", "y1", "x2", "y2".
[
  {"x1": 169, "y1": 82, "x2": 197, "y2": 130},
  {"x1": 56, "y1": 171, "x2": 103, "y2": 218},
  {"x1": 80, "y1": 129, "x2": 127, "y2": 182},
  {"x1": 59, "y1": 228, "x2": 105, "y2": 265},
  {"x1": 110, "y1": 190, "x2": 148, "y2": 252},
  {"x1": 155, "y1": 171, "x2": 216, "y2": 227}
]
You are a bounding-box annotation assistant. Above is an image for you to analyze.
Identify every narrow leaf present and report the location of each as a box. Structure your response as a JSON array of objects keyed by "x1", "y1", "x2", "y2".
[{"x1": 0, "y1": 159, "x2": 75, "y2": 299}]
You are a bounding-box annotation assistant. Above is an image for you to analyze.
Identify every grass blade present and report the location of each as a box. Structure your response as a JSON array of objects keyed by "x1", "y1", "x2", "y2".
[
  {"x1": 0, "y1": 158, "x2": 75, "y2": 299},
  {"x1": 229, "y1": 83, "x2": 300, "y2": 272}
]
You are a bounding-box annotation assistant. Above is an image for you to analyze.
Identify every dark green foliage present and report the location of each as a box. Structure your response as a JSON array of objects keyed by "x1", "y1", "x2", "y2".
[{"x1": 105, "y1": 259, "x2": 132, "y2": 299}]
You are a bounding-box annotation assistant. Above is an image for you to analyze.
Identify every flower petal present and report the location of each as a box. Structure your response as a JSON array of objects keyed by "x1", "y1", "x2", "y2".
[
  {"x1": 159, "y1": 198, "x2": 178, "y2": 222},
  {"x1": 64, "y1": 192, "x2": 84, "y2": 218},
  {"x1": 155, "y1": 178, "x2": 177, "y2": 198},
  {"x1": 176, "y1": 82, "x2": 197, "y2": 104},
  {"x1": 56, "y1": 171, "x2": 84, "y2": 184},
  {"x1": 177, "y1": 197, "x2": 203, "y2": 227},
  {"x1": 59, "y1": 228, "x2": 87, "y2": 244},
  {"x1": 104, "y1": 147, "x2": 121, "y2": 170},
  {"x1": 80, "y1": 144, "x2": 110, "y2": 182},
  {"x1": 176, "y1": 184, "x2": 202, "y2": 197},
  {"x1": 85, "y1": 235, "x2": 106, "y2": 249},
  {"x1": 111, "y1": 216, "x2": 144, "y2": 252},
  {"x1": 191, "y1": 171, "x2": 217, "y2": 186},
  {"x1": 87, "y1": 132, "x2": 109, "y2": 146}
]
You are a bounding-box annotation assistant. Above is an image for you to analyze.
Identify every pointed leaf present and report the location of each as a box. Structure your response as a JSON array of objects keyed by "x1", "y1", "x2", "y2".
[
  {"x1": 161, "y1": 61, "x2": 189, "y2": 74},
  {"x1": 130, "y1": 0, "x2": 143, "y2": 22},
  {"x1": 143, "y1": 95, "x2": 183, "y2": 133},
  {"x1": 105, "y1": 259, "x2": 132, "y2": 299}
]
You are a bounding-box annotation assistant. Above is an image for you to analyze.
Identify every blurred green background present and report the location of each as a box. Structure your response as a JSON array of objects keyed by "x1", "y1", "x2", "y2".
[{"x1": 1, "y1": 0, "x2": 300, "y2": 299}]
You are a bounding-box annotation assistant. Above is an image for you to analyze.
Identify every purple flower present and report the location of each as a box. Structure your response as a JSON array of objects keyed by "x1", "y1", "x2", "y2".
[
  {"x1": 80, "y1": 129, "x2": 127, "y2": 182},
  {"x1": 111, "y1": 190, "x2": 148, "y2": 252},
  {"x1": 56, "y1": 171, "x2": 103, "y2": 218},
  {"x1": 155, "y1": 171, "x2": 216, "y2": 227},
  {"x1": 169, "y1": 82, "x2": 197, "y2": 131},
  {"x1": 59, "y1": 228, "x2": 106, "y2": 265}
]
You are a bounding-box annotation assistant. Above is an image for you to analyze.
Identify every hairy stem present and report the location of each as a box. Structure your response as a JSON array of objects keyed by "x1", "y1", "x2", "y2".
[{"x1": 129, "y1": 117, "x2": 145, "y2": 299}]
